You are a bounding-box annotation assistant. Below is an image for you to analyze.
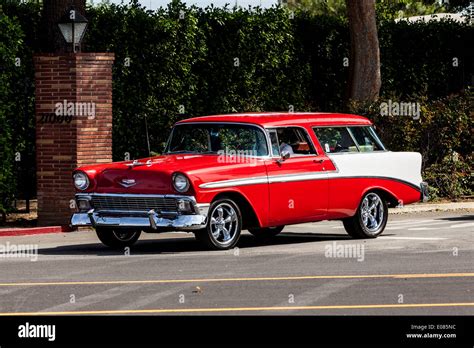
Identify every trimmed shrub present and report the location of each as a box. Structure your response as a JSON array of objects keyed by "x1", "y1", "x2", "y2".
[{"x1": 423, "y1": 155, "x2": 473, "y2": 200}]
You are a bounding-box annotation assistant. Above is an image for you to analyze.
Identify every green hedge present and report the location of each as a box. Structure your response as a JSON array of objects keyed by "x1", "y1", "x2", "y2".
[
  {"x1": 0, "y1": 1, "x2": 472, "y2": 211},
  {"x1": 0, "y1": 8, "x2": 28, "y2": 216},
  {"x1": 83, "y1": 3, "x2": 312, "y2": 158},
  {"x1": 82, "y1": 2, "x2": 472, "y2": 161},
  {"x1": 0, "y1": 2, "x2": 38, "y2": 218}
]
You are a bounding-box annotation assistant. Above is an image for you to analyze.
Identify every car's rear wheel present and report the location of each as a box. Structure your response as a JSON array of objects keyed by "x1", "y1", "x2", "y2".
[
  {"x1": 96, "y1": 228, "x2": 141, "y2": 249},
  {"x1": 194, "y1": 198, "x2": 242, "y2": 250},
  {"x1": 248, "y1": 226, "x2": 285, "y2": 240},
  {"x1": 343, "y1": 191, "x2": 388, "y2": 239}
]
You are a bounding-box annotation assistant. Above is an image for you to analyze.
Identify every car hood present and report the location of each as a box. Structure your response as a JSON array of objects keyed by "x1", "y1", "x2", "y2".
[{"x1": 75, "y1": 154, "x2": 264, "y2": 194}]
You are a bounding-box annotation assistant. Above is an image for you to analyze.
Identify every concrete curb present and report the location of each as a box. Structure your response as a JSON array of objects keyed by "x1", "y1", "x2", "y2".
[
  {"x1": 389, "y1": 202, "x2": 474, "y2": 214},
  {"x1": 0, "y1": 226, "x2": 71, "y2": 237}
]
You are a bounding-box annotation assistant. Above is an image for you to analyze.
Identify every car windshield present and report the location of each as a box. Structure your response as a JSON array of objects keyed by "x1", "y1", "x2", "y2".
[{"x1": 166, "y1": 123, "x2": 269, "y2": 157}]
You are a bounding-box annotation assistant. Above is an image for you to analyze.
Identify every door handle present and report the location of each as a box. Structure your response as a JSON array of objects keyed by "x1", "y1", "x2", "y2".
[{"x1": 314, "y1": 159, "x2": 324, "y2": 164}]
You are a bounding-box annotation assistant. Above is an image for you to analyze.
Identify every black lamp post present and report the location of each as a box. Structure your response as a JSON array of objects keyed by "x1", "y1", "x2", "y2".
[{"x1": 57, "y1": 7, "x2": 88, "y2": 53}]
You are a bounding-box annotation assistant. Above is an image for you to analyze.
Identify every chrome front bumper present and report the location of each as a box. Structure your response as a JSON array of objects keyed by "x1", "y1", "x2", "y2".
[{"x1": 70, "y1": 194, "x2": 209, "y2": 231}]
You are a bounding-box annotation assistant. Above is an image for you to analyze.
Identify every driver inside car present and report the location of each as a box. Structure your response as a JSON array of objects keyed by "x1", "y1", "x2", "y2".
[{"x1": 277, "y1": 129, "x2": 295, "y2": 155}]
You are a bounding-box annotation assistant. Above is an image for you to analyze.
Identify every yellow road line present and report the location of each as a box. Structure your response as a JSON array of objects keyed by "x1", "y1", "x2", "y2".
[
  {"x1": 0, "y1": 272, "x2": 473, "y2": 287},
  {"x1": 1, "y1": 302, "x2": 473, "y2": 316}
]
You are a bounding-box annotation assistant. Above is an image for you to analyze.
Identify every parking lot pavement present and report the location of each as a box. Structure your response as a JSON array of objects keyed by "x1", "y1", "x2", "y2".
[{"x1": 0, "y1": 211, "x2": 472, "y2": 315}]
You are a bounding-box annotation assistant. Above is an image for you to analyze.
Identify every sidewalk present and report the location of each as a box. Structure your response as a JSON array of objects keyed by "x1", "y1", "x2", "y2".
[{"x1": 389, "y1": 201, "x2": 474, "y2": 214}]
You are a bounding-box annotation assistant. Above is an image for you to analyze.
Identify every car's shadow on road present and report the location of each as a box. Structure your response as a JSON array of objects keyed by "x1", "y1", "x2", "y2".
[
  {"x1": 36, "y1": 231, "x2": 361, "y2": 257},
  {"x1": 437, "y1": 215, "x2": 474, "y2": 222}
]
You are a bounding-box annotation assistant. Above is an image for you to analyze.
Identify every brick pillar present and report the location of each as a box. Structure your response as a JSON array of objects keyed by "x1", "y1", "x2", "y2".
[{"x1": 34, "y1": 53, "x2": 114, "y2": 226}]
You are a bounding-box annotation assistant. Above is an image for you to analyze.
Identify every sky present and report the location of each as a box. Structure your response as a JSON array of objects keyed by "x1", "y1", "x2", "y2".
[{"x1": 100, "y1": 0, "x2": 279, "y2": 10}]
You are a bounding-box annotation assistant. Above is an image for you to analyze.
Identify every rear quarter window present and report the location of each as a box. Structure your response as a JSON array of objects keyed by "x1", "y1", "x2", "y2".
[
  {"x1": 312, "y1": 126, "x2": 385, "y2": 153},
  {"x1": 347, "y1": 126, "x2": 384, "y2": 152},
  {"x1": 312, "y1": 127, "x2": 358, "y2": 153}
]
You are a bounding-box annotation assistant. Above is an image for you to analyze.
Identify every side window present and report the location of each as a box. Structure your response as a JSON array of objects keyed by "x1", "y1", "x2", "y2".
[
  {"x1": 268, "y1": 130, "x2": 280, "y2": 156},
  {"x1": 313, "y1": 127, "x2": 358, "y2": 153},
  {"x1": 348, "y1": 127, "x2": 384, "y2": 152},
  {"x1": 274, "y1": 127, "x2": 316, "y2": 156}
]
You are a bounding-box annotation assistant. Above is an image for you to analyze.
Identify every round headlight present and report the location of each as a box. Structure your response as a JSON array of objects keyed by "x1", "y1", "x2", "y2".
[
  {"x1": 172, "y1": 173, "x2": 190, "y2": 193},
  {"x1": 73, "y1": 172, "x2": 89, "y2": 191}
]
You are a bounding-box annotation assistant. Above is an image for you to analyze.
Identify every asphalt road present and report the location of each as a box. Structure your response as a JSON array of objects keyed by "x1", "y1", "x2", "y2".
[{"x1": 0, "y1": 211, "x2": 472, "y2": 315}]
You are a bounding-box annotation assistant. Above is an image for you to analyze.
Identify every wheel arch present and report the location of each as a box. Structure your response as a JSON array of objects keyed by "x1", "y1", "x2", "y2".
[
  {"x1": 362, "y1": 186, "x2": 399, "y2": 208},
  {"x1": 212, "y1": 191, "x2": 262, "y2": 230}
]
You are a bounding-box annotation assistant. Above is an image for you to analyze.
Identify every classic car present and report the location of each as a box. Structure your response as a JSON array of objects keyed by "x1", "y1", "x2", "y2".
[{"x1": 71, "y1": 113, "x2": 429, "y2": 250}]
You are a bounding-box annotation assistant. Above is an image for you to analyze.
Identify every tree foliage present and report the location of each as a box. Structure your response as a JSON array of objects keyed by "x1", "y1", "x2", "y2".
[
  {"x1": 0, "y1": 1, "x2": 472, "y2": 207},
  {"x1": 0, "y1": 8, "x2": 26, "y2": 216}
]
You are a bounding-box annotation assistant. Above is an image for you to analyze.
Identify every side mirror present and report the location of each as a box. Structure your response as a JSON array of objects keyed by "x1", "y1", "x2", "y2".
[{"x1": 277, "y1": 150, "x2": 291, "y2": 163}]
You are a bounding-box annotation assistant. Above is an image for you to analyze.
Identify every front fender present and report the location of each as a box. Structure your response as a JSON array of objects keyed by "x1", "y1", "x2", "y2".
[{"x1": 195, "y1": 185, "x2": 269, "y2": 228}]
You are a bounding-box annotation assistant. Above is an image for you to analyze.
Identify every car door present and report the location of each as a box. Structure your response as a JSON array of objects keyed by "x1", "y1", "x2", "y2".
[{"x1": 265, "y1": 127, "x2": 328, "y2": 226}]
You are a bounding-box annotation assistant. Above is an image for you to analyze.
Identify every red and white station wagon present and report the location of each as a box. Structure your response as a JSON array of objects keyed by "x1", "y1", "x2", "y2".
[{"x1": 71, "y1": 113, "x2": 429, "y2": 250}]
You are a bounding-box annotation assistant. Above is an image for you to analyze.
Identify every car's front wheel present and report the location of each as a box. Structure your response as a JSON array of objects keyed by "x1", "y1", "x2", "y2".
[
  {"x1": 96, "y1": 228, "x2": 141, "y2": 249},
  {"x1": 194, "y1": 198, "x2": 242, "y2": 250},
  {"x1": 343, "y1": 191, "x2": 388, "y2": 239},
  {"x1": 248, "y1": 226, "x2": 285, "y2": 240}
]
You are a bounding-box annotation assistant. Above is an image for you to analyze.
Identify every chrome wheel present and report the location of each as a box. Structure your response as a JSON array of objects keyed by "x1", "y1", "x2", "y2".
[
  {"x1": 360, "y1": 192, "x2": 384, "y2": 233},
  {"x1": 210, "y1": 202, "x2": 239, "y2": 246}
]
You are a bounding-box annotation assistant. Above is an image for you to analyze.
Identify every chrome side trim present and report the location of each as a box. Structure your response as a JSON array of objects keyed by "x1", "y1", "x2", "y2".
[
  {"x1": 200, "y1": 176, "x2": 269, "y2": 189},
  {"x1": 199, "y1": 173, "x2": 423, "y2": 190},
  {"x1": 200, "y1": 172, "x2": 331, "y2": 188},
  {"x1": 268, "y1": 172, "x2": 329, "y2": 184}
]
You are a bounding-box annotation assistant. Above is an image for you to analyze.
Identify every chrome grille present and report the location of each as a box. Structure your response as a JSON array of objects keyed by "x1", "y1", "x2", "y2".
[{"x1": 91, "y1": 195, "x2": 177, "y2": 212}]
